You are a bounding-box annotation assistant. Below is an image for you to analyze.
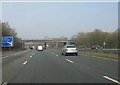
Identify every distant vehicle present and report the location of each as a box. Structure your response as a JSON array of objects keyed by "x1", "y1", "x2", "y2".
[
  {"x1": 79, "y1": 45, "x2": 85, "y2": 50},
  {"x1": 32, "y1": 46, "x2": 34, "y2": 49},
  {"x1": 37, "y1": 46, "x2": 43, "y2": 51},
  {"x1": 91, "y1": 45, "x2": 101, "y2": 50},
  {"x1": 29, "y1": 46, "x2": 34, "y2": 49},
  {"x1": 61, "y1": 45, "x2": 78, "y2": 56}
]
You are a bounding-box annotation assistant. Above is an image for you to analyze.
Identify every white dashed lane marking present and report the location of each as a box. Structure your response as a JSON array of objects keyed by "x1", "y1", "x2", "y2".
[
  {"x1": 66, "y1": 59, "x2": 74, "y2": 63},
  {"x1": 103, "y1": 76, "x2": 120, "y2": 84},
  {"x1": 23, "y1": 61, "x2": 27, "y2": 65},
  {"x1": 30, "y1": 56, "x2": 32, "y2": 58}
]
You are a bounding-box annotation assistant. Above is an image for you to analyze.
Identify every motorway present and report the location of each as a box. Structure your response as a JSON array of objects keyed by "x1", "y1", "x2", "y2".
[{"x1": 2, "y1": 48, "x2": 119, "y2": 83}]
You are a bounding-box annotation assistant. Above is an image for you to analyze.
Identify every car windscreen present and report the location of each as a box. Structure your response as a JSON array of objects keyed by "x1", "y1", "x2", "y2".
[{"x1": 66, "y1": 46, "x2": 76, "y2": 48}]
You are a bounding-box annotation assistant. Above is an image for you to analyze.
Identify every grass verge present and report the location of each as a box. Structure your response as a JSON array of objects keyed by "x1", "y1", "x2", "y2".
[{"x1": 80, "y1": 52, "x2": 119, "y2": 60}]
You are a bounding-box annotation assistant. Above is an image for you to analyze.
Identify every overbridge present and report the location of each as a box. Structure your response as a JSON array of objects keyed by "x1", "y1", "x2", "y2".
[{"x1": 23, "y1": 40, "x2": 74, "y2": 48}]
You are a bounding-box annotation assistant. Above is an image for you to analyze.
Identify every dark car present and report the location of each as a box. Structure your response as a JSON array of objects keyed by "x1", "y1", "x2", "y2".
[
  {"x1": 79, "y1": 45, "x2": 85, "y2": 50},
  {"x1": 91, "y1": 45, "x2": 101, "y2": 50},
  {"x1": 29, "y1": 46, "x2": 34, "y2": 49}
]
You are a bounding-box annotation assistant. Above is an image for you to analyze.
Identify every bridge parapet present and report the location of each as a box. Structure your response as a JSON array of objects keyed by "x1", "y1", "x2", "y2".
[{"x1": 24, "y1": 40, "x2": 73, "y2": 48}]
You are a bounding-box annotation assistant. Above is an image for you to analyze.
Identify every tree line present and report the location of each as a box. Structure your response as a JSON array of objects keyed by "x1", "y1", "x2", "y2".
[
  {"x1": 1, "y1": 21, "x2": 25, "y2": 51},
  {"x1": 1, "y1": 21, "x2": 119, "y2": 49},
  {"x1": 71, "y1": 29, "x2": 119, "y2": 49}
]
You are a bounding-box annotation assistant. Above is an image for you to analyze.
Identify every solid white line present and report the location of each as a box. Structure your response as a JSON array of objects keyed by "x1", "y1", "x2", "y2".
[
  {"x1": 1, "y1": 50, "x2": 30, "y2": 59},
  {"x1": 103, "y1": 76, "x2": 120, "y2": 84},
  {"x1": 66, "y1": 59, "x2": 74, "y2": 63},
  {"x1": 23, "y1": 61, "x2": 27, "y2": 65},
  {"x1": 92, "y1": 56, "x2": 118, "y2": 62},
  {"x1": 96, "y1": 56, "x2": 109, "y2": 60}
]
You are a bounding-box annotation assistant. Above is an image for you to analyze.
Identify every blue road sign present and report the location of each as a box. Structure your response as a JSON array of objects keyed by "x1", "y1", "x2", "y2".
[{"x1": 2, "y1": 36, "x2": 14, "y2": 47}]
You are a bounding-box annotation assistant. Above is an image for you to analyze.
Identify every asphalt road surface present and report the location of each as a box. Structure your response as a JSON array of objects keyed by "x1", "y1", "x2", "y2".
[{"x1": 2, "y1": 48, "x2": 119, "y2": 83}]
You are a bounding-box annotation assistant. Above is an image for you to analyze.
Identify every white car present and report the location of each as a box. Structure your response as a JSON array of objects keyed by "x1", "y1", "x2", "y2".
[
  {"x1": 61, "y1": 45, "x2": 78, "y2": 56},
  {"x1": 37, "y1": 46, "x2": 43, "y2": 51}
]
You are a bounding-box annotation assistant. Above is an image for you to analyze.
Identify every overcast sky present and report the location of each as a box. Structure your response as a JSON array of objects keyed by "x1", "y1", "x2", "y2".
[{"x1": 1, "y1": 1, "x2": 118, "y2": 40}]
